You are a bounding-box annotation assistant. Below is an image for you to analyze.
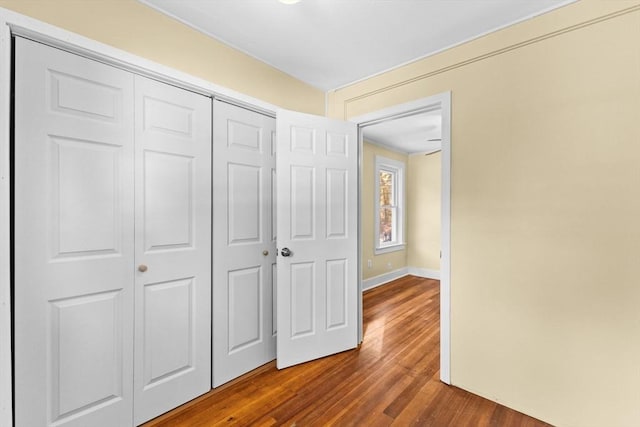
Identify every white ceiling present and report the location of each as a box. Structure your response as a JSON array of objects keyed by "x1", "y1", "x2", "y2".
[
  {"x1": 139, "y1": 0, "x2": 575, "y2": 91},
  {"x1": 363, "y1": 109, "x2": 442, "y2": 155}
]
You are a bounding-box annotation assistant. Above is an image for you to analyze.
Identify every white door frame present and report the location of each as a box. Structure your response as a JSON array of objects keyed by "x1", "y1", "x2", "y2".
[
  {"x1": 0, "y1": 8, "x2": 282, "y2": 426},
  {"x1": 350, "y1": 91, "x2": 452, "y2": 384}
]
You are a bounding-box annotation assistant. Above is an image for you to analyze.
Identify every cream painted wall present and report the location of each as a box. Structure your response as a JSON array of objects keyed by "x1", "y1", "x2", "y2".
[
  {"x1": 0, "y1": 0, "x2": 324, "y2": 114},
  {"x1": 362, "y1": 142, "x2": 408, "y2": 279},
  {"x1": 331, "y1": 1, "x2": 640, "y2": 426},
  {"x1": 407, "y1": 152, "x2": 441, "y2": 271}
]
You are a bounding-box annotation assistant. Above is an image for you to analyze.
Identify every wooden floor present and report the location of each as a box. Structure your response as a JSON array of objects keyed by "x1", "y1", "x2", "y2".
[{"x1": 144, "y1": 276, "x2": 551, "y2": 426}]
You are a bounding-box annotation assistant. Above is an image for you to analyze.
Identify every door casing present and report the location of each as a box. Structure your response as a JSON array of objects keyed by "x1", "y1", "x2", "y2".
[{"x1": 350, "y1": 92, "x2": 452, "y2": 384}]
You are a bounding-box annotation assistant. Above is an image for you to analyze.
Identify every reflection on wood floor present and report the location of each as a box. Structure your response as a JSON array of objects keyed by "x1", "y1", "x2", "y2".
[{"x1": 144, "y1": 275, "x2": 551, "y2": 426}]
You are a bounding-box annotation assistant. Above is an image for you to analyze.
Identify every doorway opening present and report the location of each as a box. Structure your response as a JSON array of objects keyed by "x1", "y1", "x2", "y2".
[{"x1": 352, "y1": 92, "x2": 451, "y2": 384}]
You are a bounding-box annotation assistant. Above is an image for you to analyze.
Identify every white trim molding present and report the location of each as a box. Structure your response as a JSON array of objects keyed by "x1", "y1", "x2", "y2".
[
  {"x1": 362, "y1": 268, "x2": 409, "y2": 291},
  {"x1": 362, "y1": 266, "x2": 441, "y2": 292},
  {"x1": 0, "y1": 13, "x2": 12, "y2": 427},
  {"x1": 352, "y1": 91, "x2": 452, "y2": 385},
  {"x1": 408, "y1": 267, "x2": 441, "y2": 280}
]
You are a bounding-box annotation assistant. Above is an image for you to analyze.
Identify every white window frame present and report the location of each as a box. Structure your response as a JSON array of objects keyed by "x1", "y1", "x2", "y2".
[{"x1": 374, "y1": 155, "x2": 405, "y2": 254}]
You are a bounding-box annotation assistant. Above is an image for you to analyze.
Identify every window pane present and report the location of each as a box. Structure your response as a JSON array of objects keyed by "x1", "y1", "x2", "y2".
[
  {"x1": 379, "y1": 170, "x2": 393, "y2": 206},
  {"x1": 379, "y1": 207, "x2": 393, "y2": 244}
]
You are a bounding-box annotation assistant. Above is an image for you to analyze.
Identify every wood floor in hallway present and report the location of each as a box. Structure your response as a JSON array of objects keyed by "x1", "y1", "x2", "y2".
[{"x1": 144, "y1": 275, "x2": 551, "y2": 427}]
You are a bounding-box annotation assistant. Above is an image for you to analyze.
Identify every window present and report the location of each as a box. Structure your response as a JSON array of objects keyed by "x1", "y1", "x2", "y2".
[{"x1": 374, "y1": 156, "x2": 405, "y2": 254}]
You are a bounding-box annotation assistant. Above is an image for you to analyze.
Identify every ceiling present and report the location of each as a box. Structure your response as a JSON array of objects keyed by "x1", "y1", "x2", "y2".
[
  {"x1": 363, "y1": 109, "x2": 442, "y2": 155},
  {"x1": 139, "y1": 0, "x2": 575, "y2": 91},
  {"x1": 138, "y1": 0, "x2": 573, "y2": 154}
]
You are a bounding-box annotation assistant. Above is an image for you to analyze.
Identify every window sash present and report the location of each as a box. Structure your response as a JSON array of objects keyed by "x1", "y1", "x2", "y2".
[{"x1": 375, "y1": 156, "x2": 404, "y2": 252}]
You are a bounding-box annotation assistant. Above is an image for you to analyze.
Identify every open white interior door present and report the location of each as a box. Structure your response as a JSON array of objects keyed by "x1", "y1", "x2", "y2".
[{"x1": 276, "y1": 109, "x2": 358, "y2": 369}]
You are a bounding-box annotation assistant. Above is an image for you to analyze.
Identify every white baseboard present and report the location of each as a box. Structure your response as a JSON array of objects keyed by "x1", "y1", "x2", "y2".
[
  {"x1": 362, "y1": 266, "x2": 441, "y2": 292},
  {"x1": 362, "y1": 267, "x2": 409, "y2": 291},
  {"x1": 408, "y1": 267, "x2": 441, "y2": 280}
]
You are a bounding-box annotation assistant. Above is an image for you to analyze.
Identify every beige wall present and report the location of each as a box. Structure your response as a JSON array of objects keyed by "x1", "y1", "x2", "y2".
[
  {"x1": 407, "y1": 152, "x2": 441, "y2": 271},
  {"x1": 362, "y1": 142, "x2": 408, "y2": 280},
  {"x1": 0, "y1": 0, "x2": 324, "y2": 115},
  {"x1": 363, "y1": 145, "x2": 442, "y2": 280},
  {"x1": 332, "y1": 1, "x2": 640, "y2": 426}
]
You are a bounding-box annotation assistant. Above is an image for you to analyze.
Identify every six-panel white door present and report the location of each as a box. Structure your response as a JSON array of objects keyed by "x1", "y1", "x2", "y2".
[
  {"x1": 133, "y1": 76, "x2": 212, "y2": 424},
  {"x1": 212, "y1": 101, "x2": 277, "y2": 387},
  {"x1": 14, "y1": 37, "x2": 135, "y2": 427},
  {"x1": 276, "y1": 109, "x2": 358, "y2": 369}
]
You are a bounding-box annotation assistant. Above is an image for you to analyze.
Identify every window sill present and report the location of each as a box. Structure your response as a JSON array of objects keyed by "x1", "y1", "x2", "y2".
[{"x1": 374, "y1": 243, "x2": 406, "y2": 255}]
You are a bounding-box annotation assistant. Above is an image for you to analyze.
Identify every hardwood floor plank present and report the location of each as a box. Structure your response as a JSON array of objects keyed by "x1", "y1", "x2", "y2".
[
  {"x1": 292, "y1": 364, "x2": 410, "y2": 425},
  {"x1": 143, "y1": 276, "x2": 551, "y2": 427},
  {"x1": 448, "y1": 392, "x2": 498, "y2": 427},
  {"x1": 389, "y1": 376, "x2": 446, "y2": 426},
  {"x1": 383, "y1": 368, "x2": 434, "y2": 419}
]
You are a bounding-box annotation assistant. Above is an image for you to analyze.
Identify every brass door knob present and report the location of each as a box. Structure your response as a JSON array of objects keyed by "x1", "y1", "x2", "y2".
[
  {"x1": 138, "y1": 264, "x2": 148, "y2": 272},
  {"x1": 262, "y1": 250, "x2": 269, "y2": 256}
]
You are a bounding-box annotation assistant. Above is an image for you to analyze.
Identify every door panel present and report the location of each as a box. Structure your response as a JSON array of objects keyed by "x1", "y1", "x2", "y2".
[
  {"x1": 291, "y1": 262, "x2": 315, "y2": 337},
  {"x1": 134, "y1": 76, "x2": 211, "y2": 425},
  {"x1": 14, "y1": 37, "x2": 135, "y2": 427},
  {"x1": 276, "y1": 109, "x2": 358, "y2": 369},
  {"x1": 212, "y1": 101, "x2": 276, "y2": 387},
  {"x1": 228, "y1": 163, "x2": 261, "y2": 243},
  {"x1": 53, "y1": 137, "x2": 122, "y2": 256},
  {"x1": 228, "y1": 267, "x2": 262, "y2": 351},
  {"x1": 326, "y1": 259, "x2": 348, "y2": 329},
  {"x1": 290, "y1": 166, "x2": 315, "y2": 239},
  {"x1": 142, "y1": 278, "x2": 194, "y2": 385},
  {"x1": 326, "y1": 168, "x2": 348, "y2": 238},
  {"x1": 143, "y1": 151, "x2": 194, "y2": 250},
  {"x1": 52, "y1": 290, "x2": 125, "y2": 421}
]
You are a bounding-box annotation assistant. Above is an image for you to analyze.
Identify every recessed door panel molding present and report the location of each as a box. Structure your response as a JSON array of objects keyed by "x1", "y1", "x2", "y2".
[
  {"x1": 290, "y1": 165, "x2": 315, "y2": 240},
  {"x1": 326, "y1": 168, "x2": 348, "y2": 239},
  {"x1": 134, "y1": 74, "x2": 211, "y2": 425},
  {"x1": 271, "y1": 130, "x2": 277, "y2": 156},
  {"x1": 228, "y1": 267, "x2": 262, "y2": 353},
  {"x1": 50, "y1": 136, "x2": 122, "y2": 259},
  {"x1": 143, "y1": 96, "x2": 194, "y2": 138},
  {"x1": 272, "y1": 263, "x2": 278, "y2": 337},
  {"x1": 14, "y1": 37, "x2": 135, "y2": 427},
  {"x1": 271, "y1": 169, "x2": 277, "y2": 242},
  {"x1": 50, "y1": 290, "x2": 124, "y2": 423},
  {"x1": 143, "y1": 150, "x2": 194, "y2": 252},
  {"x1": 228, "y1": 163, "x2": 262, "y2": 245},
  {"x1": 228, "y1": 119, "x2": 262, "y2": 152},
  {"x1": 143, "y1": 278, "x2": 194, "y2": 389},
  {"x1": 290, "y1": 262, "x2": 315, "y2": 338},
  {"x1": 326, "y1": 259, "x2": 348, "y2": 330},
  {"x1": 277, "y1": 109, "x2": 357, "y2": 369},
  {"x1": 291, "y1": 126, "x2": 316, "y2": 153},
  {"x1": 49, "y1": 70, "x2": 122, "y2": 122},
  {"x1": 326, "y1": 132, "x2": 348, "y2": 157},
  {"x1": 213, "y1": 100, "x2": 276, "y2": 388}
]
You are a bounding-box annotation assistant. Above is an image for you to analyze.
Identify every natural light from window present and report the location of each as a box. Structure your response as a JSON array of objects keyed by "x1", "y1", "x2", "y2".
[{"x1": 375, "y1": 156, "x2": 405, "y2": 254}]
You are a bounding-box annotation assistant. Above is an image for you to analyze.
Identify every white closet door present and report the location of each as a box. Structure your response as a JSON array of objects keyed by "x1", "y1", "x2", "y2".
[
  {"x1": 14, "y1": 37, "x2": 135, "y2": 427},
  {"x1": 133, "y1": 76, "x2": 212, "y2": 424},
  {"x1": 276, "y1": 109, "x2": 358, "y2": 369},
  {"x1": 212, "y1": 100, "x2": 276, "y2": 387}
]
